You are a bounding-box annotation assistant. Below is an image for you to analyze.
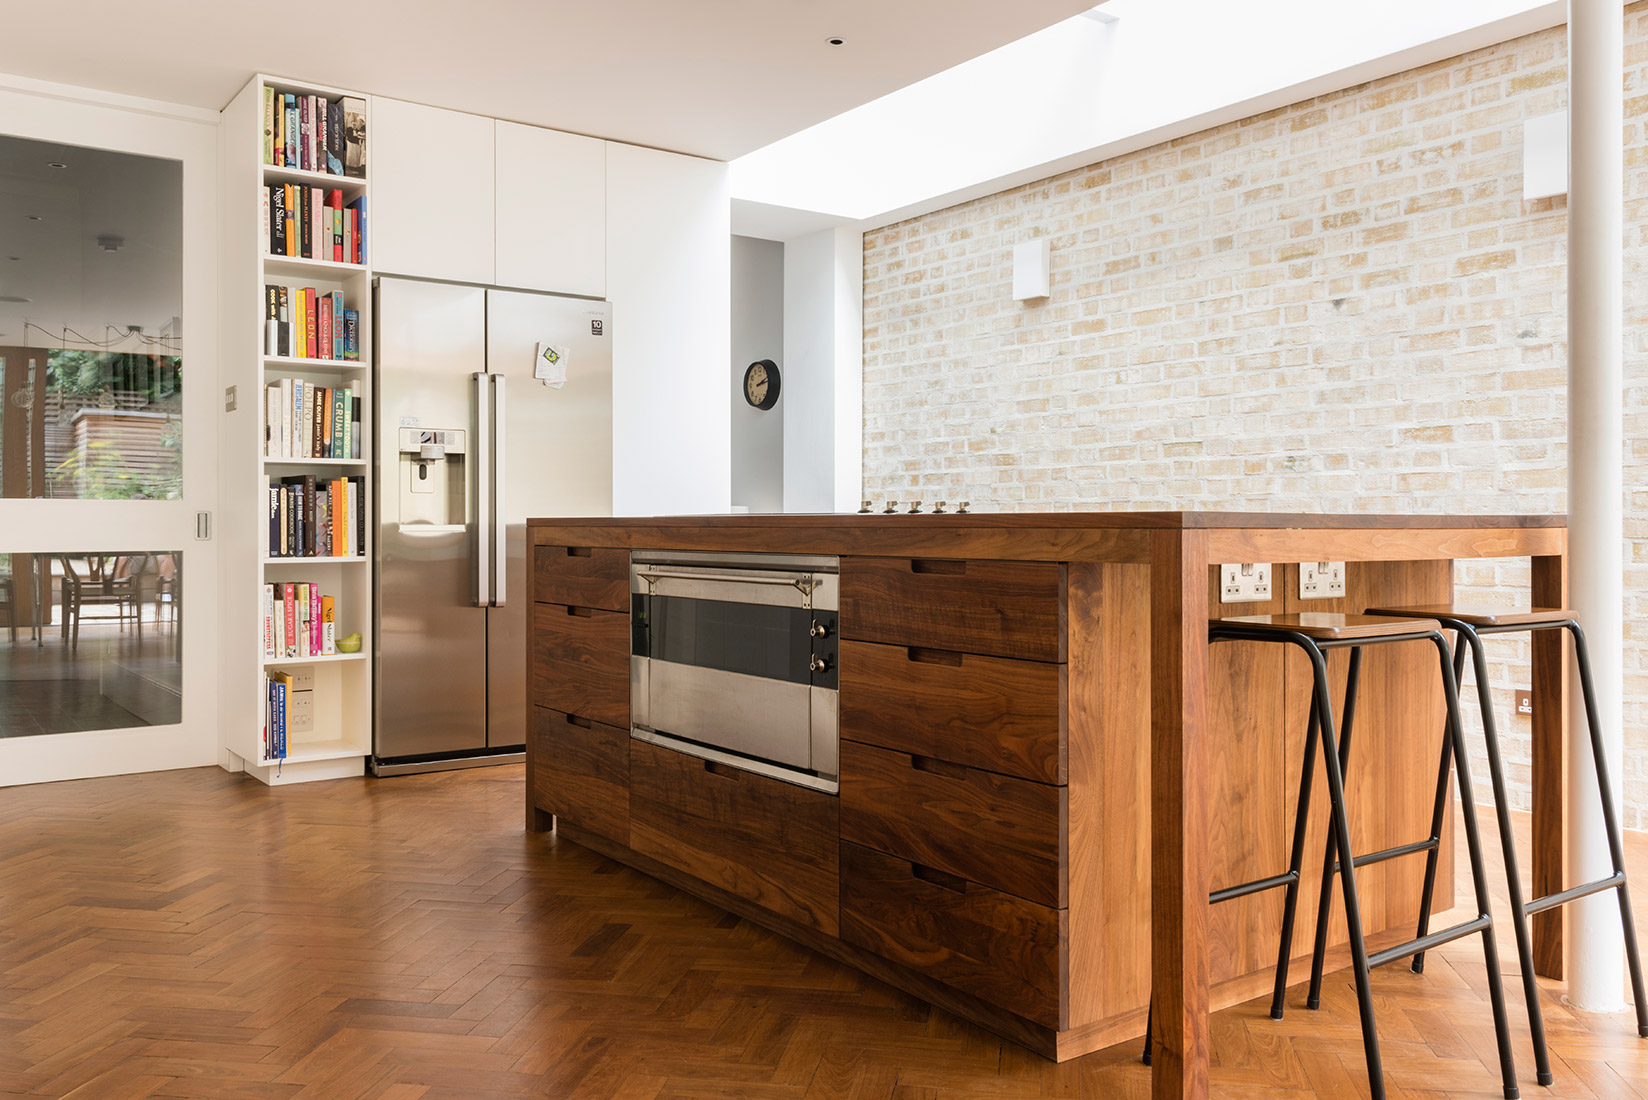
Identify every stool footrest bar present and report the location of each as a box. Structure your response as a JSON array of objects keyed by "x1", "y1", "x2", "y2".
[
  {"x1": 1366, "y1": 915, "x2": 1492, "y2": 970},
  {"x1": 1329, "y1": 837, "x2": 1439, "y2": 875},
  {"x1": 1211, "y1": 870, "x2": 1299, "y2": 905},
  {"x1": 1522, "y1": 873, "x2": 1627, "y2": 917}
]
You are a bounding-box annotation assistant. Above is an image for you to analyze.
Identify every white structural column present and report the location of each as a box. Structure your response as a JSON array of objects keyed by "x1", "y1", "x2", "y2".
[
  {"x1": 1566, "y1": 0, "x2": 1627, "y2": 1011},
  {"x1": 782, "y1": 228, "x2": 864, "y2": 514}
]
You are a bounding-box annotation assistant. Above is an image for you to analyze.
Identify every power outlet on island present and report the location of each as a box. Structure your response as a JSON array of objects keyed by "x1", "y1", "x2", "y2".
[
  {"x1": 1299, "y1": 561, "x2": 1346, "y2": 599},
  {"x1": 1220, "y1": 562, "x2": 1272, "y2": 603}
]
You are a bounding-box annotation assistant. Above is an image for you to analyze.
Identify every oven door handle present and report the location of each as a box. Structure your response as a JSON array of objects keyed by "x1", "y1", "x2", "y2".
[{"x1": 634, "y1": 570, "x2": 818, "y2": 595}]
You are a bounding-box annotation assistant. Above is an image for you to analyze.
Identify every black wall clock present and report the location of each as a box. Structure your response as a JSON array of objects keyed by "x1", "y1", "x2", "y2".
[{"x1": 743, "y1": 359, "x2": 780, "y2": 410}]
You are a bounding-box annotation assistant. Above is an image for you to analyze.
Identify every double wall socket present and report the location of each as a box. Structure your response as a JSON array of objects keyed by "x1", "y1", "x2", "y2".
[
  {"x1": 1220, "y1": 562, "x2": 1272, "y2": 603},
  {"x1": 1299, "y1": 561, "x2": 1346, "y2": 599}
]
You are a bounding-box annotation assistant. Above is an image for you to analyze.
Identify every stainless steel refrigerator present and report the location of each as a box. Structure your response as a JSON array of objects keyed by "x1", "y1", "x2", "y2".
[{"x1": 372, "y1": 277, "x2": 613, "y2": 774}]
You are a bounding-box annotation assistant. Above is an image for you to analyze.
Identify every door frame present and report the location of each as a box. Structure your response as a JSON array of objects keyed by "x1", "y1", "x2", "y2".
[{"x1": 0, "y1": 74, "x2": 221, "y2": 785}]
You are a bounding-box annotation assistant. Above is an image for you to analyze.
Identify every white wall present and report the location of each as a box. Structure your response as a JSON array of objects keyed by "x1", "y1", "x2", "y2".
[
  {"x1": 607, "y1": 144, "x2": 732, "y2": 517},
  {"x1": 731, "y1": 236, "x2": 784, "y2": 512},
  {"x1": 782, "y1": 228, "x2": 862, "y2": 514}
]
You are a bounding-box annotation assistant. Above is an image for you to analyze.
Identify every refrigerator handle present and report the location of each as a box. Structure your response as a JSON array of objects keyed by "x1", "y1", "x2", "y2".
[
  {"x1": 491, "y1": 373, "x2": 507, "y2": 606},
  {"x1": 472, "y1": 371, "x2": 490, "y2": 607}
]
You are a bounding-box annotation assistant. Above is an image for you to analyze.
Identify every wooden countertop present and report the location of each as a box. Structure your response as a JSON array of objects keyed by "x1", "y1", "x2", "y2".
[{"x1": 527, "y1": 511, "x2": 1566, "y2": 564}]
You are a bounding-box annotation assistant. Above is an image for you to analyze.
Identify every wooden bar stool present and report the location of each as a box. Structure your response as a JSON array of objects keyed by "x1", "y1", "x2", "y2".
[
  {"x1": 1142, "y1": 613, "x2": 1521, "y2": 1100},
  {"x1": 1361, "y1": 604, "x2": 1648, "y2": 1087}
]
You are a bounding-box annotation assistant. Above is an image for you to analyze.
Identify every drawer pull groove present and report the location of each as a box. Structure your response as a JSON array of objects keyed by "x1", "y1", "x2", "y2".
[
  {"x1": 911, "y1": 862, "x2": 969, "y2": 894},
  {"x1": 910, "y1": 754, "x2": 967, "y2": 780},
  {"x1": 566, "y1": 605, "x2": 595, "y2": 617},
  {"x1": 703, "y1": 759, "x2": 744, "y2": 780},
  {"x1": 909, "y1": 559, "x2": 966, "y2": 575},
  {"x1": 566, "y1": 546, "x2": 592, "y2": 557},
  {"x1": 564, "y1": 713, "x2": 593, "y2": 728},
  {"x1": 906, "y1": 646, "x2": 963, "y2": 666}
]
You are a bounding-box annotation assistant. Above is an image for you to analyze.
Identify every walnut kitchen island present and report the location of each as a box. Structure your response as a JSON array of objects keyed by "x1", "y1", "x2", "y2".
[{"x1": 524, "y1": 512, "x2": 1570, "y2": 1099}]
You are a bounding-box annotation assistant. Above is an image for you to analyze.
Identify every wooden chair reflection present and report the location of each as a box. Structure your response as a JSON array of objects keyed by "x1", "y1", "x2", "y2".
[
  {"x1": 0, "y1": 571, "x2": 16, "y2": 645},
  {"x1": 57, "y1": 555, "x2": 141, "y2": 649}
]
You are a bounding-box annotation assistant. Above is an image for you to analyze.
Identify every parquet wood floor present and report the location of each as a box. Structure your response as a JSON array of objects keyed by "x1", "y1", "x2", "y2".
[{"x1": 1, "y1": 765, "x2": 1644, "y2": 1100}]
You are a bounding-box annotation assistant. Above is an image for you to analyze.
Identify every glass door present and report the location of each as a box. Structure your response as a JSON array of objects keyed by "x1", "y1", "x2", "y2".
[{"x1": 0, "y1": 100, "x2": 218, "y2": 783}]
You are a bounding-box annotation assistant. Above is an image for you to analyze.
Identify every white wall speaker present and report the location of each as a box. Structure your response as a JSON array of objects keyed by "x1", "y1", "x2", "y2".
[
  {"x1": 1523, "y1": 110, "x2": 1568, "y2": 200},
  {"x1": 1013, "y1": 238, "x2": 1051, "y2": 300}
]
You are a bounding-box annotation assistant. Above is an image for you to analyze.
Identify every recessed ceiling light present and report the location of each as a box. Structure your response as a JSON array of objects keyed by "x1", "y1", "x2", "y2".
[
  {"x1": 0, "y1": 295, "x2": 33, "y2": 303},
  {"x1": 47, "y1": 161, "x2": 66, "y2": 169},
  {"x1": 24, "y1": 214, "x2": 41, "y2": 221},
  {"x1": 6, "y1": 256, "x2": 18, "y2": 262},
  {"x1": 826, "y1": 35, "x2": 845, "y2": 46}
]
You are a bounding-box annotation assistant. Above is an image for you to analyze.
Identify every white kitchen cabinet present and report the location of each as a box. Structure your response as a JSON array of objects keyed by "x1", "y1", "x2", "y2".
[
  {"x1": 494, "y1": 121, "x2": 605, "y2": 297},
  {"x1": 370, "y1": 98, "x2": 495, "y2": 283}
]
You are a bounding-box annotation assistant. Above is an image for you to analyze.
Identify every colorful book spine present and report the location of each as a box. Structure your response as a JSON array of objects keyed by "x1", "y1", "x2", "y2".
[
  {"x1": 309, "y1": 583, "x2": 322, "y2": 656},
  {"x1": 321, "y1": 596, "x2": 336, "y2": 655},
  {"x1": 263, "y1": 86, "x2": 276, "y2": 165},
  {"x1": 282, "y1": 583, "x2": 297, "y2": 657}
]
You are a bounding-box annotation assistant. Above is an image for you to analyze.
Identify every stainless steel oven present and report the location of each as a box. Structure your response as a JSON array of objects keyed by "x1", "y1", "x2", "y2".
[{"x1": 629, "y1": 550, "x2": 839, "y2": 793}]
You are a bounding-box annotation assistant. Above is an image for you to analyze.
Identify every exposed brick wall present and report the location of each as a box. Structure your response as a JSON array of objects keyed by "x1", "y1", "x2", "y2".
[{"x1": 861, "y1": 10, "x2": 1648, "y2": 825}]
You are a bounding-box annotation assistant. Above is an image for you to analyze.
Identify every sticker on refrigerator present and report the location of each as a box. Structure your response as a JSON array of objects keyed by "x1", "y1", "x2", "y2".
[{"x1": 534, "y1": 342, "x2": 569, "y2": 389}]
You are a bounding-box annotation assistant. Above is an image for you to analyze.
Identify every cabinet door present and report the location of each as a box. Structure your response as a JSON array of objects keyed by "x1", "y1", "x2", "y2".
[
  {"x1": 370, "y1": 98, "x2": 495, "y2": 282},
  {"x1": 495, "y1": 122, "x2": 605, "y2": 297}
]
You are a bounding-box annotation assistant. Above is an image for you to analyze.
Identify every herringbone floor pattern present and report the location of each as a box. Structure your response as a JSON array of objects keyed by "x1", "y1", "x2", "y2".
[{"x1": 1, "y1": 766, "x2": 1644, "y2": 1100}]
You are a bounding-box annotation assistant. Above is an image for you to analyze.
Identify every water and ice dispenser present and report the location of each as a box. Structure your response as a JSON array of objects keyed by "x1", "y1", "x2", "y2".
[{"x1": 397, "y1": 427, "x2": 468, "y2": 526}]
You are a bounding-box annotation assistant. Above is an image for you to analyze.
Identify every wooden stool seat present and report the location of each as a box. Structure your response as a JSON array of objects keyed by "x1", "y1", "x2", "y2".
[
  {"x1": 1364, "y1": 604, "x2": 1573, "y2": 628},
  {"x1": 1213, "y1": 612, "x2": 1441, "y2": 641}
]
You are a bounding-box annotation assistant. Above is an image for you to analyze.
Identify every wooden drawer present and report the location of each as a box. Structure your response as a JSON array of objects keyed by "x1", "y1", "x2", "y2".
[
  {"x1": 629, "y1": 739, "x2": 839, "y2": 935},
  {"x1": 838, "y1": 639, "x2": 1064, "y2": 784},
  {"x1": 531, "y1": 603, "x2": 629, "y2": 728},
  {"x1": 839, "y1": 557, "x2": 1063, "y2": 662},
  {"x1": 532, "y1": 707, "x2": 628, "y2": 845},
  {"x1": 839, "y1": 740, "x2": 1064, "y2": 909},
  {"x1": 533, "y1": 545, "x2": 629, "y2": 612},
  {"x1": 839, "y1": 841, "x2": 1064, "y2": 1028}
]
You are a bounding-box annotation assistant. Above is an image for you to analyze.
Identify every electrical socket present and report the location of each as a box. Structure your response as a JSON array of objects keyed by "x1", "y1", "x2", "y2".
[
  {"x1": 287, "y1": 690, "x2": 314, "y2": 733},
  {"x1": 287, "y1": 666, "x2": 316, "y2": 692},
  {"x1": 1299, "y1": 561, "x2": 1346, "y2": 599},
  {"x1": 1219, "y1": 562, "x2": 1272, "y2": 603}
]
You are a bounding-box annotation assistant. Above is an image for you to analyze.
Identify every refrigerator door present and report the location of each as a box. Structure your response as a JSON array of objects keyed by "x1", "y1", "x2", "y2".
[
  {"x1": 374, "y1": 278, "x2": 490, "y2": 760},
  {"x1": 484, "y1": 288, "x2": 613, "y2": 749}
]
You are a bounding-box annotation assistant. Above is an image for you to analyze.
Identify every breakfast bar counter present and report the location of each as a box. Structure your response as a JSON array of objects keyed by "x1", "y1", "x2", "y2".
[{"x1": 524, "y1": 511, "x2": 1568, "y2": 1099}]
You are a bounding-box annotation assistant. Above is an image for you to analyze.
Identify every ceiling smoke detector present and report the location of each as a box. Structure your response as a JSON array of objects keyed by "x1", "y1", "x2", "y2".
[{"x1": 97, "y1": 235, "x2": 125, "y2": 252}]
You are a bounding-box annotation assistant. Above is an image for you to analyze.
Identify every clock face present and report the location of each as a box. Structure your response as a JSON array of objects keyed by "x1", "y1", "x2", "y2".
[{"x1": 743, "y1": 359, "x2": 780, "y2": 410}]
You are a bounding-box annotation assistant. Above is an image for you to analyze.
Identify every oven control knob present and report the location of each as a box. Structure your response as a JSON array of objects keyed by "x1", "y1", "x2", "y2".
[
  {"x1": 810, "y1": 620, "x2": 831, "y2": 638},
  {"x1": 810, "y1": 655, "x2": 831, "y2": 673}
]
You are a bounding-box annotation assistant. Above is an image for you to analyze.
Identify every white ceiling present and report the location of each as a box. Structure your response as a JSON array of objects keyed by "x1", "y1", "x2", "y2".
[{"x1": 0, "y1": 1, "x2": 1096, "y2": 161}]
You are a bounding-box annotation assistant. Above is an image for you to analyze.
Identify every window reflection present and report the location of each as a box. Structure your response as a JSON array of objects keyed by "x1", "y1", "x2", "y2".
[
  {"x1": 0, "y1": 551, "x2": 181, "y2": 736},
  {"x1": 0, "y1": 135, "x2": 183, "y2": 499}
]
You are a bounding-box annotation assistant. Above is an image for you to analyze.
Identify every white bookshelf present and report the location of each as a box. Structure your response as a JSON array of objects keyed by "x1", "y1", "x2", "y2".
[{"x1": 219, "y1": 74, "x2": 375, "y2": 785}]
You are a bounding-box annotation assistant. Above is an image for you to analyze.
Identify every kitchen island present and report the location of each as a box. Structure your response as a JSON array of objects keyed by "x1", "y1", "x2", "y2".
[{"x1": 525, "y1": 512, "x2": 1568, "y2": 1096}]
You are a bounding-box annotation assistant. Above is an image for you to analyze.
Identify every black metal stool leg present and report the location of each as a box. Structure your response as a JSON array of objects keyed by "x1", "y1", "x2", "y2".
[
  {"x1": 1307, "y1": 643, "x2": 1386, "y2": 1100},
  {"x1": 1269, "y1": 687, "x2": 1322, "y2": 1020},
  {"x1": 1307, "y1": 645, "x2": 1364, "y2": 1010},
  {"x1": 1410, "y1": 632, "x2": 1464, "y2": 975},
  {"x1": 1569, "y1": 624, "x2": 1648, "y2": 1038},
  {"x1": 1430, "y1": 634, "x2": 1520, "y2": 1100},
  {"x1": 1453, "y1": 625, "x2": 1552, "y2": 1084}
]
